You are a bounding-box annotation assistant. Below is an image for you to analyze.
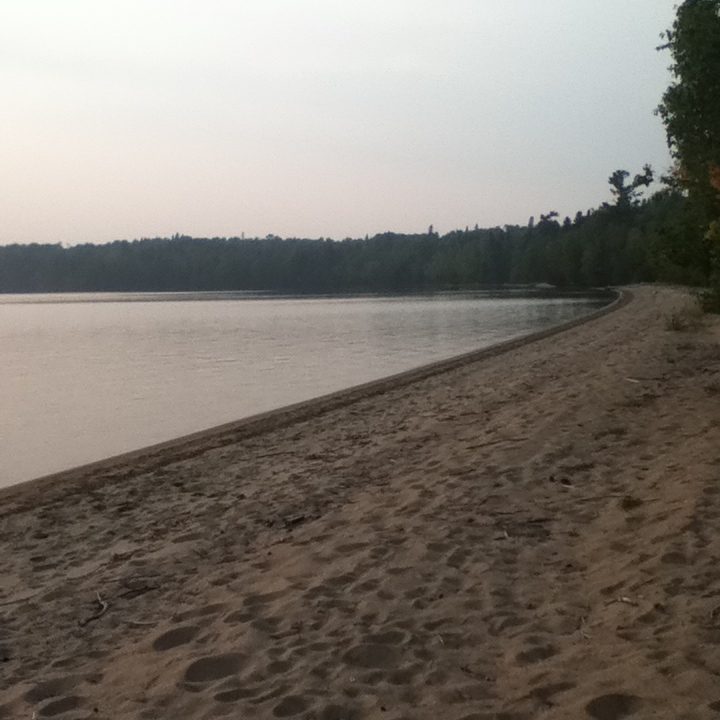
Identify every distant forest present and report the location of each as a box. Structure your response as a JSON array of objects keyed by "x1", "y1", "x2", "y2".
[
  {"x1": 0, "y1": 183, "x2": 710, "y2": 294},
  {"x1": 2, "y1": 0, "x2": 718, "y2": 301}
]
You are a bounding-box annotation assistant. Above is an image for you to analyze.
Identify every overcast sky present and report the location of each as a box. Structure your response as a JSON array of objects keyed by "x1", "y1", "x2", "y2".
[{"x1": 1, "y1": 1, "x2": 677, "y2": 245}]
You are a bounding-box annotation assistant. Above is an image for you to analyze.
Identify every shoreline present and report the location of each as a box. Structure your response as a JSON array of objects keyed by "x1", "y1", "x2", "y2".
[
  {"x1": 1, "y1": 288, "x2": 625, "y2": 507},
  {"x1": 2, "y1": 285, "x2": 719, "y2": 719}
]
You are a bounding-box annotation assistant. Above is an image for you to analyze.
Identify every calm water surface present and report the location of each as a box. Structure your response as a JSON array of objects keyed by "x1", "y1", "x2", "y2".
[{"x1": 0, "y1": 291, "x2": 607, "y2": 486}]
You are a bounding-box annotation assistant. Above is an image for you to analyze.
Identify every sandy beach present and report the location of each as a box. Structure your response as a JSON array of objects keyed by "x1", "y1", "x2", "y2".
[{"x1": 1, "y1": 285, "x2": 719, "y2": 720}]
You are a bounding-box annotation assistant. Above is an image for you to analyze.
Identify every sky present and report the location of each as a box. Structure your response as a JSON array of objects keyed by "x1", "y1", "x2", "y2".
[{"x1": 0, "y1": 0, "x2": 678, "y2": 245}]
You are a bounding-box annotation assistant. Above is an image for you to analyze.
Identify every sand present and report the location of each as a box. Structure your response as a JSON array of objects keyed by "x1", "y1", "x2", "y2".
[{"x1": 1, "y1": 285, "x2": 719, "y2": 720}]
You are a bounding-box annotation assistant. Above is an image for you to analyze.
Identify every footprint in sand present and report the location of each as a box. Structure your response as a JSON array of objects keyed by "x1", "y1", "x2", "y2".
[
  {"x1": 317, "y1": 704, "x2": 360, "y2": 720},
  {"x1": 516, "y1": 644, "x2": 557, "y2": 665},
  {"x1": 251, "y1": 616, "x2": 281, "y2": 633},
  {"x1": 530, "y1": 681, "x2": 575, "y2": 705},
  {"x1": 366, "y1": 629, "x2": 407, "y2": 645},
  {"x1": 388, "y1": 665, "x2": 421, "y2": 685},
  {"x1": 439, "y1": 683, "x2": 495, "y2": 704},
  {"x1": 585, "y1": 693, "x2": 642, "y2": 719},
  {"x1": 267, "y1": 660, "x2": 293, "y2": 674},
  {"x1": 152, "y1": 625, "x2": 199, "y2": 651},
  {"x1": 223, "y1": 609, "x2": 255, "y2": 624},
  {"x1": 272, "y1": 694, "x2": 310, "y2": 717},
  {"x1": 24, "y1": 677, "x2": 78, "y2": 705},
  {"x1": 183, "y1": 653, "x2": 245, "y2": 684},
  {"x1": 214, "y1": 686, "x2": 260, "y2": 703},
  {"x1": 342, "y1": 644, "x2": 401, "y2": 669},
  {"x1": 37, "y1": 695, "x2": 84, "y2": 717}
]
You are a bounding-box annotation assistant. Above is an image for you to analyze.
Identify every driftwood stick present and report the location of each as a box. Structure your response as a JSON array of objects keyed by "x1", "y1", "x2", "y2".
[
  {"x1": 605, "y1": 596, "x2": 639, "y2": 607},
  {"x1": 79, "y1": 591, "x2": 109, "y2": 626}
]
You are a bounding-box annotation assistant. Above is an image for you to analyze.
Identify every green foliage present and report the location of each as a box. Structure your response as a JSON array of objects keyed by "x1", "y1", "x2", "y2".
[
  {"x1": 699, "y1": 220, "x2": 720, "y2": 310},
  {"x1": 657, "y1": 0, "x2": 720, "y2": 308},
  {"x1": 657, "y1": 0, "x2": 720, "y2": 220}
]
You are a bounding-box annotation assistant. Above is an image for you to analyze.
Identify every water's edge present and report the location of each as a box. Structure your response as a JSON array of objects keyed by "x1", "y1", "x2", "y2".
[{"x1": 0, "y1": 289, "x2": 628, "y2": 503}]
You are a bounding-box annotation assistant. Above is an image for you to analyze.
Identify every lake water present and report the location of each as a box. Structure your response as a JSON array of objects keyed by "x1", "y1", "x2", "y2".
[{"x1": 0, "y1": 291, "x2": 608, "y2": 487}]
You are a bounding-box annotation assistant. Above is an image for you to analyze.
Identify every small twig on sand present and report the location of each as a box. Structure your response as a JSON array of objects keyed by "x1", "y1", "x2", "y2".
[
  {"x1": 624, "y1": 377, "x2": 642, "y2": 384},
  {"x1": 605, "y1": 596, "x2": 639, "y2": 608},
  {"x1": 79, "y1": 591, "x2": 109, "y2": 626},
  {"x1": 96, "y1": 591, "x2": 108, "y2": 612}
]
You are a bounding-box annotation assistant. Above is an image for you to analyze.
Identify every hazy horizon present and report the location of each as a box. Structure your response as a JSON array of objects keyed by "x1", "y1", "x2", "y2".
[{"x1": 2, "y1": 1, "x2": 676, "y2": 246}]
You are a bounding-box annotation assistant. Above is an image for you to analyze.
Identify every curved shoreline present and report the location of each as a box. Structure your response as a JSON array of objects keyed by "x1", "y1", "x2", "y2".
[
  {"x1": 5, "y1": 286, "x2": 720, "y2": 718},
  {"x1": 0, "y1": 289, "x2": 626, "y2": 504}
]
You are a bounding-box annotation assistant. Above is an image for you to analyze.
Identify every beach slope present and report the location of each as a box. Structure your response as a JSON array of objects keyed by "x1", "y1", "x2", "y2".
[{"x1": 1, "y1": 286, "x2": 719, "y2": 719}]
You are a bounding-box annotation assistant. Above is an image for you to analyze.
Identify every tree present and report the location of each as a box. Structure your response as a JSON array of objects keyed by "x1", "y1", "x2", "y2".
[
  {"x1": 657, "y1": 0, "x2": 720, "y2": 307},
  {"x1": 657, "y1": 0, "x2": 720, "y2": 220},
  {"x1": 606, "y1": 165, "x2": 654, "y2": 209},
  {"x1": 539, "y1": 210, "x2": 559, "y2": 223}
]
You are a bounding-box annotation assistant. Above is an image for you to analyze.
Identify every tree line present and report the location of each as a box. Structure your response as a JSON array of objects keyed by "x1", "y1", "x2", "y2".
[{"x1": 0, "y1": 185, "x2": 705, "y2": 294}]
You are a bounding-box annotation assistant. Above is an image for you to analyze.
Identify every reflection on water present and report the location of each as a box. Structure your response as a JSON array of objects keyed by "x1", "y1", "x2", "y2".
[{"x1": 0, "y1": 291, "x2": 608, "y2": 486}]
